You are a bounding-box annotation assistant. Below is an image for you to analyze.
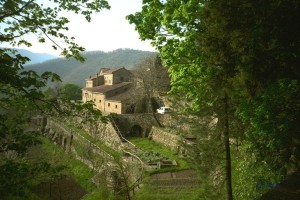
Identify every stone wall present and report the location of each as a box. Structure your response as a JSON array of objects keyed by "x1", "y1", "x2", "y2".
[
  {"x1": 45, "y1": 118, "x2": 115, "y2": 161},
  {"x1": 32, "y1": 116, "x2": 144, "y2": 194},
  {"x1": 149, "y1": 126, "x2": 182, "y2": 152},
  {"x1": 114, "y1": 113, "x2": 159, "y2": 137},
  {"x1": 73, "y1": 117, "x2": 123, "y2": 150},
  {"x1": 156, "y1": 113, "x2": 193, "y2": 133}
]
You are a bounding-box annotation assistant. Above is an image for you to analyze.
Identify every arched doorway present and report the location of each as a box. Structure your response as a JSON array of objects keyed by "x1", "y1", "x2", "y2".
[{"x1": 129, "y1": 125, "x2": 143, "y2": 137}]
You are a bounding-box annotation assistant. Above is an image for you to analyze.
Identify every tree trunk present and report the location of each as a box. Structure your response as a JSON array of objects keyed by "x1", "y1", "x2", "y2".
[
  {"x1": 223, "y1": 93, "x2": 233, "y2": 200},
  {"x1": 148, "y1": 94, "x2": 162, "y2": 127}
]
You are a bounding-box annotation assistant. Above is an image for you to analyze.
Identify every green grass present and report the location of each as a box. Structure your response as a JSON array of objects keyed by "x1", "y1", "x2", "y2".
[
  {"x1": 39, "y1": 136, "x2": 120, "y2": 200},
  {"x1": 134, "y1": 182, "x2": 200, "y2": 200},
  {"x1": 40, "y1": 136, "x2": 96, "y2": 192},
  {"x1": 82, "y1": 189, "x2": 114, "y2": 200},
  {"x1": 128, "y1": 137, "x2": 190, "y2": 171}
]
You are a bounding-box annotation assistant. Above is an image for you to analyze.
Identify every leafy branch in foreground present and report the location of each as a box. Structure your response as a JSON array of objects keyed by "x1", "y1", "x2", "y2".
[
  {"x1": 1, "y1": 0, "x2": 110, "y2": 60},
  {"x1": 1, "y1": 0, "x2": 110, "y2": 198}
]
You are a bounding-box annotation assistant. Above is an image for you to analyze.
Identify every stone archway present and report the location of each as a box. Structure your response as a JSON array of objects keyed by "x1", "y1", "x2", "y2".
[{"x1": 129, "y1": 125, "x2": 143, "y2": 137}]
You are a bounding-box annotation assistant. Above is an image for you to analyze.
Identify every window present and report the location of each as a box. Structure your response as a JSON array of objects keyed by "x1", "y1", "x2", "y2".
[
  {"x1": 115, "y1": 105, "x2": 118, "y2": 109},
  {"x1": 99, "y1": 100, "x2": 101, "y2": 103},
  {"x1": 108, "y1": 103, "x2": 110, "y2": 107},
  {"x1": 94, "y1": 99, "x2": 96, "y2": 102}
]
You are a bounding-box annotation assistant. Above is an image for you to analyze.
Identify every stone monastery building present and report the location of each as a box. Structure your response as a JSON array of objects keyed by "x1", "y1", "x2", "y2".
[{"x1": 82, "y1": 67, "x2": 133, "y2": 114}]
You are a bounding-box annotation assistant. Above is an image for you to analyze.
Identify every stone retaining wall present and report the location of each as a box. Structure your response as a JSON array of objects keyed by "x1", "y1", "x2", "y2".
[
  {"x1": 46, "y1": 118, "x2": 115, "y2": 162},
  {"x1": 32, "y1": 116, "x2": 143, "y2": 193},
  {"x1": 149, "y1": 126, "x2": 181, "y2": 152},
  {"x1": 115, "y1": 113, "x2": 159, "y2": 137},
  {"x1": 78, "y1": 119, "x2": 123, "y2": 150}
]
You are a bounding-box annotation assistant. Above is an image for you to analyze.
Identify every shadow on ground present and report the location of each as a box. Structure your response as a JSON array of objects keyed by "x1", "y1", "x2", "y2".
[{"x1": 33, "y1": 175, "x2": 87, "y2": 200}]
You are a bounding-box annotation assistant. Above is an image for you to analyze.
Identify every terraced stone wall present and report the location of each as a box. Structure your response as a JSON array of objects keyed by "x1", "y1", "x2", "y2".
[
  {"x1": 114, "y1": 113, "x2": 159, "y2": 137},
  {"x1": 76, "y1": 118, "x2": 123, "y2": 150},
  {"x1": 149, "y1": 126, "x2": 181, "y2": 152}
]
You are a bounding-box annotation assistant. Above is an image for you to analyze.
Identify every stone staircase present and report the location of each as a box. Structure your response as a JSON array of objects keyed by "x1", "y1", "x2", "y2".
[{"x1": 149, "y1": 170, "x2": 200, "y2": 189}]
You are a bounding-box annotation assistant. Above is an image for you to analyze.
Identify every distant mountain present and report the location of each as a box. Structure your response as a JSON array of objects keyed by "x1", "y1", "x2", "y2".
[
  {"x1": 25, "y1": 49, "x2": 156, "y2": 86},
  {"x1": 13, "y1": 49, "x2": 58, "y2": 66}
]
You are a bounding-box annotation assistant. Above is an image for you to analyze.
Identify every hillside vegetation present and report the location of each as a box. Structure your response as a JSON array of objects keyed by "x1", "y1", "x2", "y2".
[{"x1": 26, "y1": 49, "x2": 156, "y2": 86}]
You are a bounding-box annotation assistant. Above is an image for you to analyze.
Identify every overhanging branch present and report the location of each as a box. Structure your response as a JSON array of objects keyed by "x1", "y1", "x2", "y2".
[{"x1": 0, "y1": 0, "x2": 34, "y2": 21}]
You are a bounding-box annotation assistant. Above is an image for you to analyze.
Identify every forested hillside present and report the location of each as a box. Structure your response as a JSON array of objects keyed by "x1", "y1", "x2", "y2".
[{"x1": 26, "y1": 49, "x2": 156, "y2": 86}]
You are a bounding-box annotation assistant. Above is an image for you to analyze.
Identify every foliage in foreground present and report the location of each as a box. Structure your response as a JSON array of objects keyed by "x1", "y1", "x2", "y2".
[
  {"x1": 231, "y1": 143, "x2": 283, "y2": 200},
  {"x1": 0, "y1": 0, "x2": 110, "y2": 198},
  {"x1": 128, "y1": 0, "x2": 300, "y2": 199}
]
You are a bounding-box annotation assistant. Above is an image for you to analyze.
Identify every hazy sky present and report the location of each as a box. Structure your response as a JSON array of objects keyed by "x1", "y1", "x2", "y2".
[{"x1": 2, "y1": 0, "x2": 155, "y2": 55}]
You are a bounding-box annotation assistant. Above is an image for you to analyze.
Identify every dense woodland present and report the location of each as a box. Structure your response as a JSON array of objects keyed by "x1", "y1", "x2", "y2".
[{"x1": 0, "y1": 0, "x2": 299, "y2": 200}]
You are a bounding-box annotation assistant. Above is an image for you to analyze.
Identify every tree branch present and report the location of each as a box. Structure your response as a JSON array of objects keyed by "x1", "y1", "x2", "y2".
[{"x1": 0, "y1": 0, "x2": 34, "y2": 21}]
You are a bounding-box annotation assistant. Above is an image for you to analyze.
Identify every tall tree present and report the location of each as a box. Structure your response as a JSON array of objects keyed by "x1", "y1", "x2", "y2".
[
  {"x1": 128, "y1": 1, "x2": 237, "y2": 199},
  {"x1": 0, "y1": 0, "x2": 109, "y2": 198},
  {"x1": 128, "y1": 0, "x2": 300, "y2": 199},
  {"x1": 133, "y1": 55, "x2": 170, "y2": 113}
]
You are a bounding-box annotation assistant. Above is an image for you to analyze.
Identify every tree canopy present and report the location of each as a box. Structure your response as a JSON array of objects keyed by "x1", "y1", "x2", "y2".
[{"x1": 128, "y1": 0, "x2": 300, "y2": 199}]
